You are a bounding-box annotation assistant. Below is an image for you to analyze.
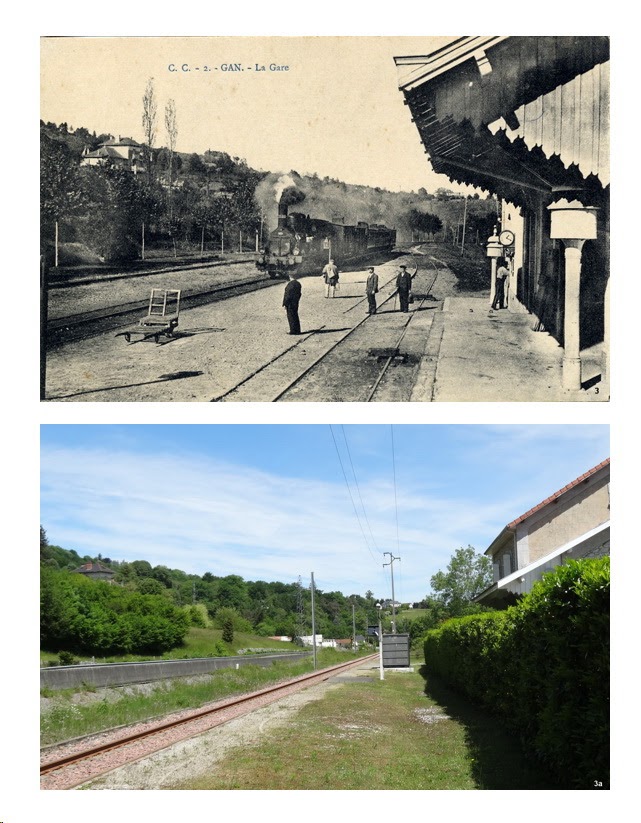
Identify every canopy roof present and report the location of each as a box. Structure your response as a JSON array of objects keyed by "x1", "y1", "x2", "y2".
[{"x1": 395, "y1": 37, "x2": 610, "y2": 207}]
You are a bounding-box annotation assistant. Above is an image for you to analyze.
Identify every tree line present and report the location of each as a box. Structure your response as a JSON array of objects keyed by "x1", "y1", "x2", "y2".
[
  {"x1": 41, "y1": 526, "x2": 494, "y2": 657},
  {"x1": 40, "y1": 124, "x2": 264, "y2": 266},
  {"x1": 41, "y1": 73, "x2": 498, "y2": 268}
]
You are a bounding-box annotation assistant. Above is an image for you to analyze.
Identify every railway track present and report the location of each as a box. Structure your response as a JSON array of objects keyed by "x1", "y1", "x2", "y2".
[
  {"x1": 46, "y1": 273, "x2": 277, "y2": 347},
  {"x1": 40, "y1": 653, "x2": 377, "y2": 790},
  {"x1": 213, "y1": 263, "x2": 440, "y2": 403}
]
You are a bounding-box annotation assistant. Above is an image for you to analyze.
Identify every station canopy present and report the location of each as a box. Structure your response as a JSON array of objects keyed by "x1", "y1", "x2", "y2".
[{"x1": 395, "y1": 36, "x2": 610, "y2": 209}]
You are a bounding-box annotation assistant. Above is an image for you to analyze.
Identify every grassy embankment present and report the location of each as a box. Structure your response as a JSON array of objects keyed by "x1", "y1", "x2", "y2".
[
  {"x1": 40, "y1": 641, "x2": 371, "y2": 747},
  {"x1": 173, "y1": 660, "x2": 556, "y2": 791},
  {"x1": 40, "y1": 626, "x2": 294, "y2": 667}
]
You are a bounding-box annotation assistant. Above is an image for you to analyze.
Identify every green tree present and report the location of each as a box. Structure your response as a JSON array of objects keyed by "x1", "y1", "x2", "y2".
[
  {"x1": 137, "y1": 577, "x2": 165, "y2": 596},
  {"x1": 429, "y1": 546, "x2": 492, "y2": 617},
  {"x1": 221, "y1": 615, "x2": 234, "y2": 644}
]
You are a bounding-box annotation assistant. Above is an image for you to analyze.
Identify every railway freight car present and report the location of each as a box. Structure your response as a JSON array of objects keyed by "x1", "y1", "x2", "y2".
[{"x1": 256, "y1": 197, "x2": 396, "y2": 279}]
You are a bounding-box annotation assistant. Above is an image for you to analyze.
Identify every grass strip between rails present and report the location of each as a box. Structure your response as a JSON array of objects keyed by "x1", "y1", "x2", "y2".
[
  {"x1": 41, "y1": 649, "x2": 363, "y2": 747},
  {"x1": 172, "y1": 662, "x2": 556, "y2": 791}
]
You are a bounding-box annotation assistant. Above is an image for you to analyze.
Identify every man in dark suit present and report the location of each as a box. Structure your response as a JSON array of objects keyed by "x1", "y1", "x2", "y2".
[
  {"x1": 283, "y1": 275, "x2": 302, "y2": 334},
  {"x1": 396, "y1": 264, "x2": 413, "y2": 312},
  {"x1": 365, "y1": 267, "x2": 379, "y2": 314}
]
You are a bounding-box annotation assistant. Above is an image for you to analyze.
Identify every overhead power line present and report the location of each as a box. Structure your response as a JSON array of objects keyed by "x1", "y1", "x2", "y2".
[
  {"x1": 341, "y1": 425, "x2": 380, "y2": 553},
  {"x1": 329, "y1": 425, "x2": 379, "y2": 565},
  {"x1": 391, "y1": 425, "x2": 400, "y2": 555}
]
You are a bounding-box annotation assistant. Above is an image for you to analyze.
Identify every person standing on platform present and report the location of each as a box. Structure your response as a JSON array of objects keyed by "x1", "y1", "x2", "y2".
[
  {"x1": 283, "y1": 274, "x2": 302, "y2": 334},
  {"x1": 365, "y1": 267, "x2": 379, "y2": 314},
  {"x1": 396, "y1": 264, "x2": 413, "y2": 312},
  {"x1": 322, "y1": 258, "x2": 339, "y2": 298},
  {"x1": 492, "y1": 257, "x2": 509, "y2": 310}
]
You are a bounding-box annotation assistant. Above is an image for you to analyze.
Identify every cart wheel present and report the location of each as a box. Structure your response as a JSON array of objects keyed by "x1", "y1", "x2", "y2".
[
  {"x1": 154, "y1": 334, "x2": 160, "y2": 343},
  {"x1": 124, "y1": 333, "x2": 131, "y2": 342}
]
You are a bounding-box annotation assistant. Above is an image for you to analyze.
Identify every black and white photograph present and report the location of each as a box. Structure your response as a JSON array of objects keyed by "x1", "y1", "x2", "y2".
[{"x1": 39, "y1": 35, "x2": 610, "y2": 402}]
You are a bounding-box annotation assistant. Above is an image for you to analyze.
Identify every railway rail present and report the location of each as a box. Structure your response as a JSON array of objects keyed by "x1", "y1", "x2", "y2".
[
  {"x1": 213, "y1": 262, "x2": 440, "y2": 403},
  {"x1": 43, "y1": 249, "x2": 446, "y2": 402},
  {"x1": 46, "y1": 272, "x2": 277, "y2": 347},
  {"x1": 40, "y1": 653, "x2": 377, "y2": 790}
]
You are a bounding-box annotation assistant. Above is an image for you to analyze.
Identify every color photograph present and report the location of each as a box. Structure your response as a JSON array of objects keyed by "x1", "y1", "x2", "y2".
[{"x1": 39, "y1": 423, "x2": 610, "y2": 791}]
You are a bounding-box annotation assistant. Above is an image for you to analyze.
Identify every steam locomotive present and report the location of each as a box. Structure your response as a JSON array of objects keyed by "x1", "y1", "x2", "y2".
[{"x1": 256, "y1": 199, "x2": 397, "y2": 279}]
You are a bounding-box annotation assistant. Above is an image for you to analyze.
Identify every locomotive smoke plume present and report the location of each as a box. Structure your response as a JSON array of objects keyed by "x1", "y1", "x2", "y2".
[
  {"x1": 279, "y1": 186, "x2": 306, "y2": 208},
  {"x1": 274, "y1": 174, "x2": 306, "y2": 228},
  {"x1": 275, "y1": 174, "x2": 306, "y2": 210}
]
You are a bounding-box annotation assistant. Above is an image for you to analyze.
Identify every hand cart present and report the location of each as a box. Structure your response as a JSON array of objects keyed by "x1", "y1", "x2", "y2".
[{"x1": 116, "y1": 289, "x2": 181, "y2": 343}]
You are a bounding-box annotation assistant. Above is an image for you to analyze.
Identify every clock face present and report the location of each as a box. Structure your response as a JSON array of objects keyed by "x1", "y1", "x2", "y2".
[{"x1": 500, "y1": 230, "x2": 515, "y2": 246}]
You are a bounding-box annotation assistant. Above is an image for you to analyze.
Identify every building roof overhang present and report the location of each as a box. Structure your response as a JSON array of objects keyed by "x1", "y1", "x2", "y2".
[
  {"x1": 484, "y1": 458, "x2": 610, "y2": 558},
  {"x1": 475, "y1": 519, "x2": 610, "y2": 604},
  {"x1": 395, "y1": 36, "x2": 610, "y2": 205}
]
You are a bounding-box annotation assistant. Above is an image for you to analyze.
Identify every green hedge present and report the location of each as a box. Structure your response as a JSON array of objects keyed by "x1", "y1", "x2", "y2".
[{"x1": 423, "y1": 557, "x2": 609, "y2": 787}]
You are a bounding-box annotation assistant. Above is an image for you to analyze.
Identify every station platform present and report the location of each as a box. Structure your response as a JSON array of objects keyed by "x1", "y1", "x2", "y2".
[{"x1": 411, "y1": 295, "x2": 606, "y2": 403}]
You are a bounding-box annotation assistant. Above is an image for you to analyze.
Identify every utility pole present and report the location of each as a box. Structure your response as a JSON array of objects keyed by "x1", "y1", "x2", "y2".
[
  {"x1": 376, "y1": 602, "x2": 384, "y2": 680},
  {"x1": 461, "y1": 195, "x2": 468, "y2": 256},
  {"x1": 40, "y1": 255, "x2": 48, "y2": 401},
  {"x1": 352, "y1": 602, "x2": 356, "y2": 649},
  {"x1": 310, "y1": 572, "x2": 317, "y2": 670},
  {"x1": 383, "y1": 552, "x2": 400, "y2": 633}
]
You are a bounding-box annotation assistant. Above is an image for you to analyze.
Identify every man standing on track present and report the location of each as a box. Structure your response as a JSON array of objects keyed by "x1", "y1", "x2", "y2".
[
  {"x1": 396, "y1": 264, "x2": 413, "y2": 313},
  {"x1": 366, "y1": 267, "x2": 379, "y2": 314},
  {"x1": 283, "y1": 274, "x2": 302, "y2": 335},
  {"x1": 322, "y1": 258, "x2": 340, "y2": 298}
]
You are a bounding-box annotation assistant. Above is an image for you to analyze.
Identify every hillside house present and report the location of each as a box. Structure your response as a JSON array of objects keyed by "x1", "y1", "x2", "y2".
[
  {"x1": 72, "y1": 561, "x2": 116, "y2": 582},
  {"x1": 81, "y1": 136, "x2": 145, "y2": 174},
  {"x1": 395, "y1": 36, "x2": 610, "y2": 394},
  {"x1": 474, "y1": 458, "x2": 610, "y2": 607}
]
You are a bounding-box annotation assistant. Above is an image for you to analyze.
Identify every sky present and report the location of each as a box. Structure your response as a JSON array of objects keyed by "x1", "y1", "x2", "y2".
[
  {"x1": 40, "y1": 424, "x2": 609, "y2": 603},
  {"x1": 40, "y1": 35, "x2": 473, "y2": 194},
  {"x1": 10, "y1": 14, "x2": 635, "y2": 818}
]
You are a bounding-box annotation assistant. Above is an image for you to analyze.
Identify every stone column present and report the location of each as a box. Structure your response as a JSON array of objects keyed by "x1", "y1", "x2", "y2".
[
  {"x1": 548, "y1": 199, "x2": 599, "y2": 394},
  {"x1": 602, "y1": 275, "x2": 610, "y2": 394},
  {"x1": 561, "y1": 240, "x2": 584, "y2": 391}
]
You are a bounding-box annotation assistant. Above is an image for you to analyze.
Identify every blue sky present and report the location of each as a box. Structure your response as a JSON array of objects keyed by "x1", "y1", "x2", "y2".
[{"x1": 40, "y1": 424, "x2": 609, "y2": 603}]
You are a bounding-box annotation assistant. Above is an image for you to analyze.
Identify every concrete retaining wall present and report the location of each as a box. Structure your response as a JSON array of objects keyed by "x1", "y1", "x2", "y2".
[{"x1": 40, "y1": 652, "x2": 310, "y2": 690}]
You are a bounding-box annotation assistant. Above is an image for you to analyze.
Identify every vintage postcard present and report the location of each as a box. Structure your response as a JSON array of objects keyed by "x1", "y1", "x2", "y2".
[{"x1": 40, "y1": 36, "x2": 610, "y2": 402}]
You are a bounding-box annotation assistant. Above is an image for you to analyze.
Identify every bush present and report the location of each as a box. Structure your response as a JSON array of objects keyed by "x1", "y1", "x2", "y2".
[
  {"x1": 41, "y1": 567, "x2": 190, "y2": 656},
  {"x1": 423, "y1": 558, "x2": 609, "y2": 787},
  {"x1": 58, "y1": 650, "x2": 78, "y2": 666},
  {"x1": 221, "y1": 616, "x2": 234, "y2": 644},
  {"x1": 186, "y1": 604, "x2": 207, "y2": 628}
]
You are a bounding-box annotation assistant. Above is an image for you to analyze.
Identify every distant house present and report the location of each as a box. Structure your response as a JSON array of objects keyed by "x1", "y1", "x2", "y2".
[
  {"x1": 474, "y1": 458, "x2": 610, "y2": 607},
  {"x1": 294, "y1": 634, "x2": 338, "y2": 648},
  {"x1": 81, "y1": 136, "x2": 145, "y2": 174},
  {"x1": 335, "y1": 638, "x2": 353, "y2": 649},
  {"x1": 72, "y1": 561, "x2": 116, "y2": 582}
]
